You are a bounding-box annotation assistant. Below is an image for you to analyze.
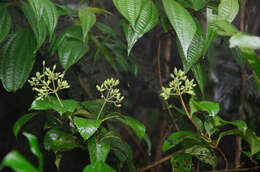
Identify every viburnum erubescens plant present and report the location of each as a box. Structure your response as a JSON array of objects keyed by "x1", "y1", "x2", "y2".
[{"x1": 1, "y1": 0, "x2": 260, "y2": 171}]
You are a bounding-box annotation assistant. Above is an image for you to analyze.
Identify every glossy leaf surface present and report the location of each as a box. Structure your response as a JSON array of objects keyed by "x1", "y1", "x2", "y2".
[
  {"x1": 13, "y1": 113, "x2": 38, "y2": 137},
  {"x1": 30, "y1": 96, "x2": 79, "y2": 116},
  {"x1": 74, "y1": 117, "x2": 102, "y2": 140},
  {"x1": 0, "y1": 29, "x2": 36, "y2": 92},
  {"x1": 217, "y1": 0, "x2": 239, "y2": 22},
  {"x1": 230, "y1": 33, "x2": 260, "y2": 50},
  {"x1": 83, "y1": 162, "x2": 116, "y2": 172},
  {"x1": 163, "y1": 0, "x2": 196, "y2": 57},
  {"x1": 88, "y1": 136, "x2": 110, "y2": 163},
  {"x1": 79, "y1": 8, "x2": 96, "y2": 41}
]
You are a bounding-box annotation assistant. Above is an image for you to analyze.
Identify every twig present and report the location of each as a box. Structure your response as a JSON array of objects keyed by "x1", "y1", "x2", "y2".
[
  {"x1": 157, "y1": 39, "x2": 179, "y2": 131},
  {"x1": 72, "y1": 69, "x2": 94, "y2": 100}
]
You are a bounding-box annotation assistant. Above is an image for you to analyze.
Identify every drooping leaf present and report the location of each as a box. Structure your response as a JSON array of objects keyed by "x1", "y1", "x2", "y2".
[
  {"x1": 0, "y1": 5, "x2": 11, "y2": 42},
  {"x1": 217, "y1": 129, "x2": 260, "y2": 156},
  {"x1": 185, "y1": 145, "x2": 217, "y2": 168},
  {"x1": 113, "y1": 0, "x2": 142, "y2": 29},
  {"x1": 82, "y1": 162, "x2": 116, "y2": 172},
  {"x1": 171, "y1": 153, "x2": 192, "y2": 172},
  {"x1": 189, "y1": 98, "x2": 219, "y2": 117},
  {"x1": 191, "y1": 63, "x2": 206, "y2": 96},
  {"x1": 123, "y1": 0, "x2": 159, "y2": 55},
  {"x1": 0, "y1": 29, "x2": 36, "y2": 92},
  {"x1": 1, "y1": 151, "x2": 38, "y2": 172},
  {"x1": 230, "y1": 33, "x2": 260, "y2": 50},
  {"x1": 74, "y1": 117, "x2": 102, "y2": 140},
  {"x1": 42, "y1": 0, "x2": 58, "y2": 42},
  {"x1": 78, "y1": 8, "x2": 96, "y2": 42},
  {"x1": 21, "y1": 2, "x2": 47, "y2": 52},
  {"x1": 28, "y1": 0, "x2": 44, "y2": 22},
  {"x1": 23, "y1": 132, "x2": 43, "y2": 172},
  {"x1": 30, "y1": 96, "x2": 79, "y2": 116},
  {"x1": 44, "y1": 128, "x2": 81, "y2": 152},
  {"x1": 88, "y1": 136, "x2": 110, "y2": 163},
  {"x1": 217, "y1": 0, "x2": 239, "y2": 22},
  {"x1": 162, "y1": 0, "x2": 196, "y2": 57},
  {"x1": 163, "y1": 131, "x2": 202, "y2": 152},
  {"x1": 215, "y1": 20, "x2": 239, "y2": 36},
  {"x1": 240, "y1": 48, "x2": 260, "y2": 79},
  {"x1": 116, "y1": 115, "x2": 145, "y2": 139},
  {"x1": 58, "y1": 40, "x2": 88, "y2": 70},
  {"x1": 13, "y1": 113, "x2": 38, "y2": 137}
]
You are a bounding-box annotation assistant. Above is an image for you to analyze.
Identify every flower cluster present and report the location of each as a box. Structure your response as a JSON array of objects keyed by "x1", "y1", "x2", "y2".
[
  {"x1": 28, "y1": 61, "x2": 70, "y2": 100},
  {"x1": 96, "y1": 78, "x2": 124, "y2": 107},
  {"x1": 160, "y1": 68, "x2": 196, "y2": 100}
]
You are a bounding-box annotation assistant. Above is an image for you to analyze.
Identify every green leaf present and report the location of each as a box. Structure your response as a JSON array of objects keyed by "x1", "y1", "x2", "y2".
[
  {"x1": 83, "y1": 162, "x2": 116, "y2": 172},
  {"x1": 143, "y1": 134, "x2": 152, "y2": 156},
  {"x1": 185, "y1": 145, "x2": 217, "y2": 168},
  {"x1": 22, "y1": 132, "x2": 43, "y2": 172},
  {"x1": 116, "y1": 115, "x2": 145, "y2": 139},
  {"x1": 191, "y1": 63, "x2": 206, "y2": 96},
  {"x1": 21, "y1": 2, "x2": 47, "y2": 52},
  {"x1": 113, "y1": 0, "x2": 142, "y2": 29},
  {"x1": 49, "y1": 26, "x2": 82, "y2": 55},
  {"x1": 240, "y1": 49, "x2": 260, "y2": 79},
  {"x1": 44, "y1": 128, "x2": 81, "y2": 152},
  {"x1": 230, "y1": 33, "x2": 260, "y2": 50},
  {"x1": 189, "y1": 98, "x2": 219, "y2": 117},
  {"x1": 162, "y1": 0, "x2": 196, "y2": 57},
  {"x1": 42, "y1": 0, "x2": 58, "y2": 42},
  {"x1": 85, "y1": 7, "x2": 113, "y2": 15},
  {"x1": 1, "y1": 151, "x2": 38, "y2": 172},
  {"x1": 123, "y1": 0, "x2": 159, "y2": 55},
  {"x1": 0, "y1": 5, "x2": 11, "y2": 42},
  {"x1": 217, "y1": 129, "x2": 260, "y2": 156},
  {"x1": 163, "y1": 131, "x2": 201, "y2": 152},
  {"x1": 171, "y1": 153, "x2": 192, "y2": 172},
  {"x1": 13, "y1": 113, "x2": 38, "y2": 137},
  {"x1": 215, "y1": 20, "x2": 239, "y2": 36},
  {"x1": 78, "y1": 8, "x2": 96, "y2": 42},
  {"x1": 88, "y1": 136, "x2": 110, "y2": 163},
  {"x1": 177, "y1": 0, "x2": 206, "y2": 11},
  {"x1": 74, "y1": 117, "x2": 102, "y2": 140},
  {"x1": 102, "y1": 131, "x2": 133, "y2": 162},
  {"x1": 81, "y1": 99, "x2": 105, "y2": 117},
  {"x1": 217, "y1": 0, "x2": 239, "y2": 22},
  {"x1": 203, "y1": 8, "x2": 218, "y2": 55},
  {"x1": 28, "y1": 0, "x2": 43, "y2": 22},
  {"x1": 58, "y1": 40, "x2": 88, "y2": 70},
  {"x1": 0, "y1": 29, "x2": 36, "y2": 92},
  {"x1": 30, "y1": 96, "x2": 79, "y2": 116}
]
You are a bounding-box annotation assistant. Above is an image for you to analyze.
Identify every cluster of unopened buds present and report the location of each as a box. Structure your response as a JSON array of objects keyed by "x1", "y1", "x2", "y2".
[
  {"x1": 96, "y1": 78, "x2": 124, "y2": 107},
  {"x1": 28, "y1": 61, "x2": 70, "y2": 101},
  {"x1": 160, "y1": 68, "x2": 196, "y2": 100}
]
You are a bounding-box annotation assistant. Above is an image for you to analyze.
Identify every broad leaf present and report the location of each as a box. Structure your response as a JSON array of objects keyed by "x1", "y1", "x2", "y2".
[
  {"x1": 230, "y1": 33, "x2": 260, "y2": 50},
  {"x1": 21, "y1": 2, "x2": 47, "y2": 52},
  {"x1": 215, "y1": 20, "x2": 239, "y2": 36},
  {"x1": 42, "y1": 0, "x2": 58, "y2": 42},
  {"x1": 163, "y1": 0, "x2": 196, "y2": 57},
  {"x1": 81, "y1": 99, "x2": 105, "y2": 117},
  {"x1": 189, "y1": 98, "x2": 219, "y2": 117},
  {"x1": 74, "y1": 117, "x2": 102, "y2": 140},
  {"x1": 58, "y1": 40, "x2": 88, "y2": 70},
  {"x1": 123, "y1": 0, "x2": 158, "y2": 55},
  {"x1": 0, "y1": 29, "x2": 36, "y2": 92},
  {"x1": 23, "y1": 132, "x2": 43, "y2": 172},
  {"x1": 30, "y1": 96, "x2": 79, "y2": 116},
  {"x1": 171, "y1": 153, "x2": 192, "y2": 172},
  {"x1": 88, "y1": 136, "x2": 110, "y2": 163},
  {"x1": 113, "y1": 0, "x2": 142, "y2": 28},
  {"x1": 1, "y1": 151, "x2": 38, "y2": 172},
  {"x1": 217, "y1": 0, "x2": 239, "y2": 22},
  {"x1": 163, "y1": 131, "x2": 201, "y2": 152},
  {"x1": 28, "y1": 0, "x2": 43, "y2": 22},
  {"x1": 83, "y1": 162, "x2": 116, "y2": 172},
  {"x1": 13, "y1": 113, "x2": 38, "y2": 137},
  {"x1": 0, "y1": 5, "x2": 11, "y2": 42},
  {"x1": 240, "y1": 49, "x2": 260, "y2": 79},
  {"x1": 191, "y1": 63, "x2": 206, "y2": 96},
  {"x1": 217, "y1": 129, "x2": 260, "y2": 156},
  {"x1": 44, "y1": 128, "x2": 81, "y2": 152},
  {"x1": 185, "y1": 145, "x2": 217, "y2": 168},
  {"x1": 116, "y1": 115, "x2": 145, "y2": 139},
  {"x1": 78, "y1": 8, "x2": 96, "y2": 42},
  {"x1": 177, "y1": 0, "x2": 206, "y2": 11}
]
